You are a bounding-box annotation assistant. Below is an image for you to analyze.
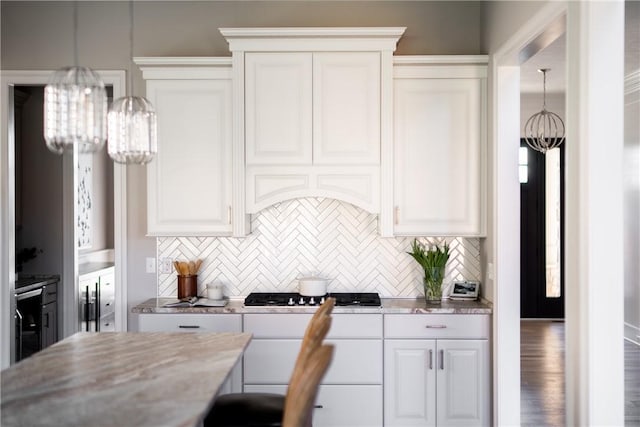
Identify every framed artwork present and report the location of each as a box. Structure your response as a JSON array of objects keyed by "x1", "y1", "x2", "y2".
[{"x1": 77, "y1": 153, "x2": 92, "y2": 249}]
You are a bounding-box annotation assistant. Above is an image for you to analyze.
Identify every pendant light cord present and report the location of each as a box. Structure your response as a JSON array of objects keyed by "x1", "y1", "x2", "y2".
[
  {"x1": 73, "y1": 2, "x2": 78, "y2": 67},
  {"x1": 540, "y1": 68, "x2": 549, "y2": 110},
  {"x1": 128, "y1": 0, "x2": 134, "y2": 96}
]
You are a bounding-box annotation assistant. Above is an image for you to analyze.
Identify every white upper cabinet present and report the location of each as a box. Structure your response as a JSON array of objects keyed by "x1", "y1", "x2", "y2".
[
  {"x1": 313, "y1": 52, "x2": 381, "y2": 165},
  {"x1": 388, "y1": 57, "x2": 487, "y2": 237},
  {"x1": 137, "y1": 59, "x2": 234, "y2": 236},
  {"x1": 245, "y1": 52, "x2": 313, "y2": 165},
  {"x1": 221, "y1": 28, "x2": 405, "y2": 218}
]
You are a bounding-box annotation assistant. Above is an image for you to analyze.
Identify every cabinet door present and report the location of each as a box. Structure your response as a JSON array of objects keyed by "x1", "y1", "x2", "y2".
[
  {"x1": 436, "y1": 339, "x2": 489, "y2": 426},
  {"x1": 384, "y1": 340, "x2": 436, "y2": 426},
  {"x1": 146, "y1": 78, "x2": 232, "y2": 235},
  {"x1": 313, "y1": 52, "x2": 380, "y2": 165},
  {"x1": 41, "y1": 302, "x2": 57, "y2": 349},
  {"x1": 245, "y1": 384, "x2": 383, "y2": 427},
  {"x1": 245, "y1": 52, "x2": 312, "y2": 165},
  {"x1": 394, "y1": 77, "x2": 483, "y2": 236}
]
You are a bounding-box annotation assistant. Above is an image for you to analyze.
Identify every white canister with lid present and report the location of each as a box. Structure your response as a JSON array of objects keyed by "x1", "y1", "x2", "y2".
[{"x1": 206, "y1": 282, "x2": 224, "y2": 300}]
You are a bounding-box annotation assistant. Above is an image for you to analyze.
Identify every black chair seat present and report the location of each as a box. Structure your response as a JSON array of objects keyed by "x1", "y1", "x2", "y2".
[{"x1": 204, "y1": 392, "x2": 285, "y2": 427}]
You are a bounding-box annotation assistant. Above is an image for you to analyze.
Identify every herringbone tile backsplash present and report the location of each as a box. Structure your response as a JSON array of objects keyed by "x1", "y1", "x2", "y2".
[{"x1": 157, "y1": 198, "x2": 481, "y2": 298}]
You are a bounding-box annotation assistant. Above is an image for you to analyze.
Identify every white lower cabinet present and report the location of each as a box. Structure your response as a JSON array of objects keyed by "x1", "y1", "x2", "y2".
[
  {"x1": 245, "y1": 384, "x2": 382, "y2": 427},
  {"x1": 243, "y1": 314, "x2": 383, "y2": 426},
  {"x1": 137, "y1": 314, "x2": 243, "y2": 394},
  {"x1": 383, "y1": 315, "x2": 490, "y2": 427}
]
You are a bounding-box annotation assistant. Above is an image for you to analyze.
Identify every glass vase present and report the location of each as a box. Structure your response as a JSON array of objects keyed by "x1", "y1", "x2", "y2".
[{"x1": 423, "y1": 266, "x2": 445, "y2": 304}]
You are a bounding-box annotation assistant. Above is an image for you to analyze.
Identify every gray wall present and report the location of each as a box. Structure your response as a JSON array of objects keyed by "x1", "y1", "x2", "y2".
[{"x1": 2, "y1": 1, "x2": 485, "y2": 329}]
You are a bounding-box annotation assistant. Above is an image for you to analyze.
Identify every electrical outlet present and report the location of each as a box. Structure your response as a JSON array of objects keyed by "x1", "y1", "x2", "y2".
[
  {"x1": 159, "y1": 257, "x2": 173, "y2": 274},
  {"x1": 145, "y1": 257, "x2": 156, "y2": 274},
  {"x1": 487, "y1": 263, "x2": 495, "y2": 280}
]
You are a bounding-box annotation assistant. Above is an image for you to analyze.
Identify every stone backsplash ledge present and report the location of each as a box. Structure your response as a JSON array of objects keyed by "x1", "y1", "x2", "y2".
[{"x1": 157, "y1": 198, "x2": 481, "y2": 298}]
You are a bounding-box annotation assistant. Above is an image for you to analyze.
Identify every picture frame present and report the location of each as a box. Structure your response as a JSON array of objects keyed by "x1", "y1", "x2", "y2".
[{"x1": 449, "y1": 281, "x2": 480, "y2": 300}]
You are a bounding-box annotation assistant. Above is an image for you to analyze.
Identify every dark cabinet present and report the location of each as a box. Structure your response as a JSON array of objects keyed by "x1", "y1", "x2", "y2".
[
  {"x1": 79, "y1": 266, "x2": 115, "y2": 332},
  {"x1": 14, "y1": 277, "x2": 59, "y2": 363}
]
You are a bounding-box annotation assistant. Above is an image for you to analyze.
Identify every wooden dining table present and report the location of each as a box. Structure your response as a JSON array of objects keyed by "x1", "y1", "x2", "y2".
[{"x1": 1, "y1": 331, "x2": 252, "y2": 427}]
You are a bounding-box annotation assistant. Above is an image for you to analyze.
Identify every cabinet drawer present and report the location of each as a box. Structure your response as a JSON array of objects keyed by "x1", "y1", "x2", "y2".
[
  {"x1": 100, "y1": 273, "x2": 115, "y2": 299},
  {"x1": 384, "y1": 314, "x2": 490, "y2": 339},
  {"x1": 244, "y1": 384, "x2": 383, "y2": 427},
  {"x1": 244, "y1": 314, "x2": 382, "y2": 338},
  {"x1": 100, "y1": 296, "x2": 115, "y2": 317},
  {"x1": 100, "y1": 313, "x2": 115, "y2": 332},
  {"x1": 244, "y1": 339, "x2": 382, "y2": 384},
  {"x1": 138, "y1": 314, "x2": 242, "y2": 332},
  {"x1": 41, "y1": 283, "x2": 57, "y2": 305}
]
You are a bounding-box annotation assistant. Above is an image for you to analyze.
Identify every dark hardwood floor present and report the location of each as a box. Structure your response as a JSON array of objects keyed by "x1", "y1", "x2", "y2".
[{"x1": 521, "y1": 320, "x2": 640, "y2": 426}]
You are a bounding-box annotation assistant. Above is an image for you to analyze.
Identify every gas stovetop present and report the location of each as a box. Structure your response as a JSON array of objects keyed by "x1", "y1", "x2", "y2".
[{"x1": 244, "y1": 292, "x2": 381, "y2": 307}]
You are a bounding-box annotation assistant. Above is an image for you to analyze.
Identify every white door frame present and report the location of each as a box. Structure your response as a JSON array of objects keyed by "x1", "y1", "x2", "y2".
[
  {"x1": 491, "y1": 1, "x2": 625, "y2": 425},
  {"x1": 0, "y1": 70, "x2": 128, "y2": 369}
]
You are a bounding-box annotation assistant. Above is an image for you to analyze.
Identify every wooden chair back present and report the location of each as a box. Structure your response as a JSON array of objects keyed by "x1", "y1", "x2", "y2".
[
  {"x1": 282, "y1": 344, "x2": 334, "y2": 427},
  {"x1": 282, "y1": 298, "x2": 335, "y2": 426},
  {"x1": 292, "y1": 298, "x2": 335, "y2": 371}
]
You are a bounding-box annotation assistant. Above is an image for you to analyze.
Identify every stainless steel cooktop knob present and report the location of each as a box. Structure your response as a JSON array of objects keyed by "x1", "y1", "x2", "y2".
[
  {"x1": 320, "y1": 296, "x2": 326, "y2": 305},
  {"x1": 309, "y1": 297, "x2": 316, "y2": 305},
  {"x1": 298, "y1": 297, "x2": 305, "y2": 305},
  {"x1": 288, "y1": 297, "x2": 295, "y2": 306}
]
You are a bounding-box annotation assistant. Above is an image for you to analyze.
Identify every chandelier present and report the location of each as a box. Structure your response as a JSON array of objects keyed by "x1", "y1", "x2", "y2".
[
  {"x1": 107, "y1": 0, "x2": 157, "y2": 165},
  {"x1": 524, "y1": 68, "x2": 565, "y2": 153},
  {"x1": 44, "y1": 4, "x2": 107, "y2": 154}
]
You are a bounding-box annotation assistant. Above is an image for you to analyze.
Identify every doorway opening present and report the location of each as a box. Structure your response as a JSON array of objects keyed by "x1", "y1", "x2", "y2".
[{"x1": 519, "y1": 140, "x2": 565, "y2": 319}]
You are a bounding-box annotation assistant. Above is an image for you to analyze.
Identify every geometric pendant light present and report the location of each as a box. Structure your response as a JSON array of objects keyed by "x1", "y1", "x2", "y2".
[
  {"x1": 44, "y1": 4, "x2": 107, "y2": 154},
  {"x1": 524, "y1": 68, "x2": 566, "y2": 154},
  {"x1": 107, "y1": 0, "x2": 157, "y2": 165}
]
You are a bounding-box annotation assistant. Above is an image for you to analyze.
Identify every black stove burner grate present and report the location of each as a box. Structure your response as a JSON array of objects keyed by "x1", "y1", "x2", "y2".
[{"x1": 244, "y1": 292, "x2": 381, "y2": 307}]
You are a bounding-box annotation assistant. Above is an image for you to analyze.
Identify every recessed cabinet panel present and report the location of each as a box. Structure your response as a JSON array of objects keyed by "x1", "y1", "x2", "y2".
[
  {"x1": 437, "y1": 340, "x2": 489, "y2": 426},
  {"x1": 313, "y1": 52, "x2": 381, "y2": 165},
  {"x1": 245, "y1": 384, "x2": 383, "y2": 427},
  {"x1": 244, "y1": 339, "x2": 382, "y2": 384},
  {"x1": 246, "y1": 166, "x2": 380, "y2": 213},
  {"x1": 147, "y1": 79, "x2": 232, "y2": 235},
  {"x1": 384, "y1": 340, "x2": 437, "y2": 426},
  {"x1": 394, "y1": 76, "x2": 484, "y2": 236},
  {"x1": 246, "y1": 53, "x2": 313, "y2": 165}
]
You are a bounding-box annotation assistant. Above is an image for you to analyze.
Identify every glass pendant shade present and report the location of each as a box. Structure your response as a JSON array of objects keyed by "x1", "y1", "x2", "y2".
[
  {"x1": 44, "y1": 66, "x2": 108, "y2": 154},
  {"x1": 107, "y1": 96, "x2": 157, "y2": 165}
]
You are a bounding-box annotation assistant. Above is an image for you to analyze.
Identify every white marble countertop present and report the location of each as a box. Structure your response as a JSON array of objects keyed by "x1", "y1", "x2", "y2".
[
  {"x1": 1, "y1": 331, "x2": 252, "y2": 427},
  {"x1": 132, "y1": 297, "x2": 492, "y2": 314}
]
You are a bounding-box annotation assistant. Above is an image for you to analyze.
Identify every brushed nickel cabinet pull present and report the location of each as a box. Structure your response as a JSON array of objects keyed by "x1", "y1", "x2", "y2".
[
  {"x1": 394, "y1": 206, "x2": 399, "y2": 225},
  {"x1": 439, "y1": 349, "x2": 444, "y2": 370},
  {"x1": 425, "y1": 325, "x2": 447, "y2": 329},
  {"x1": 314, "y1": 405, "x2": 324, "y2": 409},
  {"x1": 178, "y1": 325, "x2": 200, "y2": 329},
  {"x1": 429, "y1": 349, "x2": 433, "y2": 370},
  {"x1": 227, "y1": 206, "x2": 232, "y2": 224}
]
